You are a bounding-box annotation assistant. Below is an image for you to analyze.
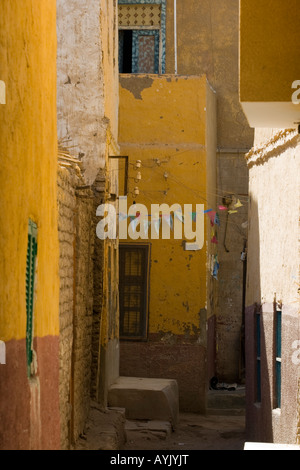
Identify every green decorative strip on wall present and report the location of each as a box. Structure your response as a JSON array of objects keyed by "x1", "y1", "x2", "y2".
[{"x1": 26, "y1": 220, "x2": 38, "y2": 377}]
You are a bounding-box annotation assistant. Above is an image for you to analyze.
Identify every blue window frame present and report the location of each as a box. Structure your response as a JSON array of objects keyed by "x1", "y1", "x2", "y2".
[
  {"x1": 132, "y1": 30, "x2": 160, "y2": 74},
  {"x1": 275, "y1": 310, "x2": 282, "y2": 408},
  {"x1": 118, "y1": 0, "x2": 166, "y2": 74},
  {"x1": 256, "y1": 311, "x2": 261, "y2": 403}
]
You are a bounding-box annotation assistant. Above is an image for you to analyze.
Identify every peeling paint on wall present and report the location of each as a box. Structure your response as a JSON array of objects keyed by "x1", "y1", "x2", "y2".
[{"x1": 120, "y1": 75, "x2": 154, "y2": 100}]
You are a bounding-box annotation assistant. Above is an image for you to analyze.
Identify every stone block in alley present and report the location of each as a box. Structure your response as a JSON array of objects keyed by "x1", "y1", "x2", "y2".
[{"x1": 108, "y1": 377, "x2": 179, "y2": 428}]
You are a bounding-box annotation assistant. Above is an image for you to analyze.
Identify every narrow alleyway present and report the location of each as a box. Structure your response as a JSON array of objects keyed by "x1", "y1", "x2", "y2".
[
  {"x1": 121, "y1": 414, "x2": 246, "y2": 451},
  {"x1": 76, "y1": 408, "x2": 245, "y2": 451},
  {"x1": 76, "y1": 389, "x2": 247, "y2": 451},
  {"x1": 2, "y1": 0, "x2": 299, "y2": 452}
]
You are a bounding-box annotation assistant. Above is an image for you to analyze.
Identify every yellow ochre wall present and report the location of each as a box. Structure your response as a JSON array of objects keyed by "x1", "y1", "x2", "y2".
[
  {"x1": 240, "y1": 0, "x2": 300, "y2": 103},
  {"x1": 119, "y1": 75, "x2": 216, "y2": 337},
  {"x1": 0, "y1": 0, "x2": 59, "y2": 343}
]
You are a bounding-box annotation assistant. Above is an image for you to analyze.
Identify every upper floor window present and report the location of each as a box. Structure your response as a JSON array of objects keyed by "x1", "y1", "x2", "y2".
[
  {"x1": 118, "y1": 0, "x2": 166, "y2": 74},
  {"x1": 119, "y1": 243, "x2": 150, "y2": 340}
]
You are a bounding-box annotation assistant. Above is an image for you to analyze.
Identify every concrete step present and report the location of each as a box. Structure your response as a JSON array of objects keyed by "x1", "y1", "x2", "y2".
[
  {"x1": 108, "y1": 376, "x2": 179, "y2": 428},
  {"x1": 207, "y1": 388, "x2": 246, "y2": 416}
]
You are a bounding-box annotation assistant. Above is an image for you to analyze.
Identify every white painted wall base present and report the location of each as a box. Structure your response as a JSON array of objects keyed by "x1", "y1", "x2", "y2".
[{"x1": 244, "y1": 442, "x2": 300, "y2": 451}]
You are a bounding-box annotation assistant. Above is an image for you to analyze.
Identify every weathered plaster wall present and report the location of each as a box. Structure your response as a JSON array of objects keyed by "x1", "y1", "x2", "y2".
[
  {"x1": 56, "y1": 0, "x2": 119, "y2": 184},
  {"x1": 0, "y1": 0, "x2": 60, "y2": 449},
  {"x1": 57, "y1": 0, "x2": 105, "y2": 183},
  {"x1": 246, "y1": 130, "x2": 299, "y2": 307},
  {"x1": 100, "y1": 0, "x2": 119, "y2": 142},
  {"x1": 245, "y1": 130, "x2": 300, "y2": 444},
  {"x1": 119, "y1": 74, "x2": 217, "y2": 411},
  {"x1": 253, "y1": 128, "x2": 284, "y2": 150},
  {"x1": 119, "y1": 75, "x2": 213, "y2": 335}
]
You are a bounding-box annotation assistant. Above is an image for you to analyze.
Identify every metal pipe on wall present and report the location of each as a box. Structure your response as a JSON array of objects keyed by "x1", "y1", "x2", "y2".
[{"x1": 174, "y1": 0, "x2": 177, "y2": 74}]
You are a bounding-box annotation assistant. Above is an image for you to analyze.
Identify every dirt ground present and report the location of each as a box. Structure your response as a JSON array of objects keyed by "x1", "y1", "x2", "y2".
[{"x1": 121, "y1": 413, "x2": 246, "y2": 451}]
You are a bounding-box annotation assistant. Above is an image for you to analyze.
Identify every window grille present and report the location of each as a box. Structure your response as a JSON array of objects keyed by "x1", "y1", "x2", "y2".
[
  {"x1": 118, "y1": 0, "x2": 166, "y2": 74},
  {"x1": 119, "y1": 244, "x2": 150, "y2": 340}
]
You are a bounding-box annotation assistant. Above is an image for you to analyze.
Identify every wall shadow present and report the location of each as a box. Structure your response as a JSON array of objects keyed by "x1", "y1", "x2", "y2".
[{"x1": 245, "y1": 196, "x2": 274, "y2": 443}]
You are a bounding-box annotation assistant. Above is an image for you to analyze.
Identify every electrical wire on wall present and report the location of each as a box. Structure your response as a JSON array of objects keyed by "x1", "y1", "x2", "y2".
[{"x1": 110, "y1": 151, "x2": 249, "y2": 240}]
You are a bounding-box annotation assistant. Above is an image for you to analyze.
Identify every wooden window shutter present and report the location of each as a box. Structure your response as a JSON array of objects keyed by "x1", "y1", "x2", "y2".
[{"x1": 119, "y1": 244, "x2": 150, "y2": 340}]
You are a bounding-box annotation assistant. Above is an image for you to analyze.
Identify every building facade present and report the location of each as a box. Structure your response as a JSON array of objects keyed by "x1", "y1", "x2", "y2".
[
  {"x1": 0, "y1": 0, "x2": 60, "y2": 450},
  {"x1": 240, "y1": 0, "x2": 300, "y2": 444},
  {"x1": 118, "y1": 74, "x2": 217, "y2": 412},
  {"x1": 117, "y1": 0, "x2": 253, "y2": 413},
  {"x1": 244, "y1": 129, "x2": 300, "y2": 444}
]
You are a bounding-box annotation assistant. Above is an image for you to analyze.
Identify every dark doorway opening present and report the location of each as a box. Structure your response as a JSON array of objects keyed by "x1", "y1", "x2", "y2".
[{"x1": 119, "y1": 30, "x2": 133, "y2": 73}]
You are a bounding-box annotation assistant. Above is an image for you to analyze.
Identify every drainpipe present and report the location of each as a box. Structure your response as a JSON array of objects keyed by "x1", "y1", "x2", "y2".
[{"x1": 174, "y1": 0, "x2": 177, "y2": 74}]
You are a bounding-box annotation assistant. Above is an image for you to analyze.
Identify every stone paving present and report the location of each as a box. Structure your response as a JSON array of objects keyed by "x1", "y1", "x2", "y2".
[{"x1": 121, "y1": 413, "x2": 246, "y2": 451}]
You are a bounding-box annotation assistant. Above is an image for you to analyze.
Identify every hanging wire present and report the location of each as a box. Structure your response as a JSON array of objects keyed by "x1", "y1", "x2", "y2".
[
  {"x1": 132, "y1": 163, "x2": 249, "y2": 205},
  {"x1": 114, "y1": 149, "x2": 250, "y2": 204}
]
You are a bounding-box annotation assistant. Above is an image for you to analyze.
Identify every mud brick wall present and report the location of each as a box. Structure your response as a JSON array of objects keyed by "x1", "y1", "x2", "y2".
[
  {"x1": 72, "y1": 183, "x2": 94, "y2": 441},
  {"x1": 58, "y1": 165, "x2": 77, "y2": 449},
  {"x1": 90, "y1": 167, "x2": 120, "y2": 408},
  {"x1": 90, "y1": 170, "x2": 106, "y2": 401},
  {"x1": 57, "y1": 164, "x2": 94, "y2": 449}
]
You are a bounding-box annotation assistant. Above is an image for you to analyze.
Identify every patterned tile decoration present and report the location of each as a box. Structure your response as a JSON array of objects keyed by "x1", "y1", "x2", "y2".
[
  {"x1": 132, "y1": 30, "x2": 160, "y2": 73},
  {"x1": 138, "y1": 35, "x2": 155, "y2": 71},
  {"x1": 119, "y1": 4, "x2": 161, "y2": 27},
  {"x1": 118, "y1": 0, "x2": 166, "y2": 73}
]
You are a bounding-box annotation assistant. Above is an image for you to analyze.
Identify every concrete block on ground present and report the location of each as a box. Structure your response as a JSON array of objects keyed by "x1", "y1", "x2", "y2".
[{"x1": 108, "y1": 377, "x2": 179, "y2": 428}]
